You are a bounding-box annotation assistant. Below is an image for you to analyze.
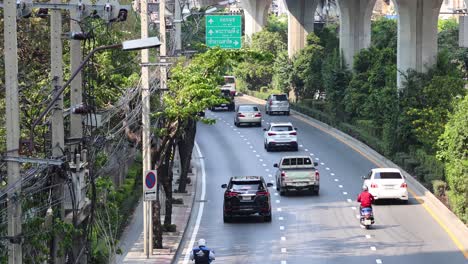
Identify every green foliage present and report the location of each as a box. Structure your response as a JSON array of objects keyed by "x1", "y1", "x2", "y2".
[
  {"x1": 265, "y1": 15, "x2": 288, "y2": 43},
  {"x1": 371, "y1": 18, "x2": 397, "y2": 50},
  {"x1": 272, "y1": 51, "x2": 293, "y2": 92},
  {"x1": 437, "y1": 95, "x2": 468, "y2": 223}
]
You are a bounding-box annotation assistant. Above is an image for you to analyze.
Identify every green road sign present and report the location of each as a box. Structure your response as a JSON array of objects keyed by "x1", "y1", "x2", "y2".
[{"x1": 206, "y1": 15, "x2": 242, "y2": 49}]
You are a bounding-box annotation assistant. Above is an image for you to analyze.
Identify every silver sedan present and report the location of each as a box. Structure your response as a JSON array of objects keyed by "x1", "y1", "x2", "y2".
[{"x1": 234, "y1": 105, "x2": 262, "y2": 127}]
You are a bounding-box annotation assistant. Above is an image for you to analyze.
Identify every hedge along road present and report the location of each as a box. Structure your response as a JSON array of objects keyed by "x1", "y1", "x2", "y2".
[{"x1": 174, "y1": 95, "x2": 467, "y2": 264}]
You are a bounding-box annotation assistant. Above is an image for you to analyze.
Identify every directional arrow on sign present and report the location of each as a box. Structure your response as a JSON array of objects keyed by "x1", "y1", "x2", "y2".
[
  {"x1": 208, "y1": 18, "x2": 214, "y2": 24},
  {"x1": 209, "y1": 29, "x2": 214, "y2": 35},
  {"x1": 234, "y1": 40, "x2": 239, "y2": 46}
]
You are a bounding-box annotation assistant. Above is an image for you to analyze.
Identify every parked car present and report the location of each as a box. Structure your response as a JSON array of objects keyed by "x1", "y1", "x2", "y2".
[
  {"x1": 263, "y1": 122, "x2": 298, "y2": 151},
  {"x1": 211, "y1": 88, "x2": 235, "y2": 111},
  {"x1": 274, "y1": 156, "x2": 320, "y2": 195},
  {"x1": 234, "y1": 105, "x2": 262, "y2": 127},
  {"x1": 221, "y1": 176, "x2": 273, "y2": 222},
  {"x1": 265, "y1": 94, "x2": 290, "y2": 115},
  {"x1": 362, "y1": 168, "x2": 409, "y2": 203}
]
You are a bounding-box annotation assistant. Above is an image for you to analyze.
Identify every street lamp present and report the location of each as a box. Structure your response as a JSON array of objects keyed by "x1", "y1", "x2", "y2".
[{"x1": 30, "y1": 37, "x2": 161, "y2": 144}]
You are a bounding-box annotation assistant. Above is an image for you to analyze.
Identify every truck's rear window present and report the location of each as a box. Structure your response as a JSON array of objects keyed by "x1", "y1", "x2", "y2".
[
  {"x1": 374, "y1": 172, "x2": 402, "y2": 179},
  {"x1": 282, "y1": 158, "x2": 312, "y2": 166}
]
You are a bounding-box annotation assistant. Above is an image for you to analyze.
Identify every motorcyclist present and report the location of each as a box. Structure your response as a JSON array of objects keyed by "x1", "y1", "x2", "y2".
[
  {"x1": 357, "y1": 185, "x2": 374, "y2": 210},
  {"x1": 190, "y1": 238, "x2": 215, "y2": 264}
]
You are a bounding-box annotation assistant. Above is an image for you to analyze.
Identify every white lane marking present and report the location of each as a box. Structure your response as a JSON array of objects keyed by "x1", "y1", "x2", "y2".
[
  {"x1": 356, "y1": 214, "x2": 361, "y2": 219},
  {"x1": 249, "y1": 146, "x2": 253, "y2": 149},
  {"x1": 351, "y1": 207, "x2": 357, "y2": 210},
  {"x1": 310, "y1": 153, "x2": 315, "y2": 156},
  {"x1": 281, "y1": 248, "x2": 287, "y2": 253},
  {"x1": 280, "y1": 226, "x2": 285, "y2": 230},
  {"x1": 299, "y1": 144, "x2": 303, "y2": 147},
  {"x1": 270, "y1": 180, "x2": 275, "y2": 183},
  {"x1": 305, "y1": 149, "x2": 309, "y2": 152},
  {"x1": 234, "y1": 129, "x2": 237, "y2": 131},
  {"x1": 320, "y1": 162, "x2": 325, "y2": 165},
  {"x1": 366, "y1": 235, "x2": 372, "y2": 239},
  {"x1": 370, "y1": 246, "x2": 376, "y2": 251},
  {"x1": 331, "y1": 173, "x2": 335, "y2": 176},
  {"x1": 237, "y1": 132, "x2": 241, "y2": 134},
  {"x1": 274, "y1": 193, "x2": 278, "y2": 196},
  {"x1": 338, "y1": 185, "x2": 343, "y2": 188},
  {"x1": 281, "y1": 236, "x2": 286, "y2": 241},
  {"x1": 253, "y1": 150, "x2": 257, "y2": 153},
  {"x1": 240, "y1": 135, "x2": 244, "y2": 138},
  {"x1": 315, "y1": 158, "x2": 319, "y2": 160},
  {"x1": 277, "y1": 208, "x2": 282, "y2": 212},
  {"x1": 256, "y1": 154, "x2": 261, "y2": 157},
  {"x1": 376, "y1": 259, "x2": 382, "y2": 264},
  {"x1": 246, "y1": 142, "x2": 250, "y2": 145},
  {"x1": 326, "y1": 167, "x2": 330, "y2": 170},
  {"x1": 281, "y1": 261, "x2": 287, "y2": 264},
  {"x1": 183, "y1": 143, "x2": 206, "y2": 264},
  {"x1": 259, "y1": 159, "x2": 263, "y2": 162},
  {"x1": 347, "y1": 199, "x2": 352, "y2": 203},
  {"x1": 268, "y1": 174, "x2": 272, "y2": 177},
  {"x1": 343, "y1": 192, "x2": 348, "y2": 195},
  {"x1": 243, "y1": 138, "x2": 247, "y2": 141},
  {"x1": 276, "y1": 200, "x2": 280, "y2": 203},
  {"x1": 265, "y1": 169, "x2": 270, "y2": 172},
  {"x1": 263, "y1": 164, "x2": 267, "y2": 167},
  {"x1": 278, "y1": 216, "x2": 284, "y2": 220},
  {"x1": 334, "y1": 179, "x2": 339, "y2": 182}
]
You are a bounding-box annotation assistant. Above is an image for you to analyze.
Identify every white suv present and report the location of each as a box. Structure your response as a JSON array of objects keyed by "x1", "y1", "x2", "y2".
[
  {"x1": 263, "y1": 123, "x2": 298, "y2": 151},
  {"x1": 362, "y1": 168, "x2": 409, "y2": 203}
]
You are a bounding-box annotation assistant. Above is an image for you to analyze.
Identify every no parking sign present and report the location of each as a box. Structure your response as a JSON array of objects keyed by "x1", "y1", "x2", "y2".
[{"x1": 144, "y1": 170, "x2": 157, "y2": 201}]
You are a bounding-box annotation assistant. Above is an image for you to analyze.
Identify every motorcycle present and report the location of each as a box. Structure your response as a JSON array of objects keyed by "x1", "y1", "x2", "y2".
[{"x1": 360, "y1": 207, "x2": 375, "y2": 229}]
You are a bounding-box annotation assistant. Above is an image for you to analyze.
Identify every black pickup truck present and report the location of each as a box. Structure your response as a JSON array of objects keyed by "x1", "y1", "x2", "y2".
[{"x1": 211, "y1": 88, "x2": 235, "y2": 111}]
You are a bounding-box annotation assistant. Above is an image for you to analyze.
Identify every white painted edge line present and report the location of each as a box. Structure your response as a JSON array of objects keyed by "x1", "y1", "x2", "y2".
[
  {"x1": 281, "y1": 236, "x2": 286, "y2": 241},
  {"x1": 183, "y1": 143, "x2": 206, "y2": 264},
  {"x1": 280, "y1": 226, "x2": 285, "y2": 230},
  {"x1": 376, "y1": 259, "x2": 383, "y2": 264},
  {"x1": 278, "y1": 216, "x2": 284, "y2": 220}
]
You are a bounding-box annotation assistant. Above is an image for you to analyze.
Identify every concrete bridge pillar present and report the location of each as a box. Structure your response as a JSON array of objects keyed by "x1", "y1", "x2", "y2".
[
  {"x1": 285, "y1": 0, "x2": 319, "y2": 57},
  {"x1": 242, "y1": 0, "x2": 273, "y2": 42},
  {"x1": 337, "y1": 0, "x2": 377, "y2": 67},
  {"x1": 394, "y1": 0, "x2": 443, "y2": 87}
]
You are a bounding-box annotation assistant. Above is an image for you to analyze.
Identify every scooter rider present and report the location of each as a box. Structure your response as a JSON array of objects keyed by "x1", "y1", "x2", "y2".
[
  {"x1": 357, "y1": 185, "x2": 374, "y2": 210},
  {"x1": 190, "y1": 239, "x2": 215, "y2": 264}
]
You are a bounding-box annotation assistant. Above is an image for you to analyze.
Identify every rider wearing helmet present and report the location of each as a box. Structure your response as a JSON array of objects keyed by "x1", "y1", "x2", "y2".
[
  {"x1": 190, "y1": 239, "x2": 215, "y2": 264},
  {"x1": 357, "y1": 185, "x2": 374, "y2": 209}
]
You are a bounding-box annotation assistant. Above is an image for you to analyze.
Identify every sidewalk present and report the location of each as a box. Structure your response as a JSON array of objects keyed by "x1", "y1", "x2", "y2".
[{"x1": 116, "y1": 151, "x2": 198, "y2": 264}]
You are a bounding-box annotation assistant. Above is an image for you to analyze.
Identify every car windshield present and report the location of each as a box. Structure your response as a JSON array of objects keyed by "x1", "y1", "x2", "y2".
[
  {"x1": 220, "y1": 90, "x2": 230, "y2": 96},
  {"x1": 271, "y1": 126, "x2": 293, "y2": 132},
  {"x1": 230, "y1": 181, "x2": 263, "y2": 191},
  {"x1": 374, "y1": 172, "x2": 402, "y2": 179},
  {"x1": 238, "y1": 106, "x2": 259, "y2": 112},
  {"x1": 272, "y1": 94, "x2": 288, "y2": 101}
]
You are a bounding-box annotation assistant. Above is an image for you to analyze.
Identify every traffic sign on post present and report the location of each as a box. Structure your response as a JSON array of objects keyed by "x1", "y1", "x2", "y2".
[
  {"x1": 205, "y1": 15, "x2": 242, "y2": 49},
  {"x1": 144, "y1": 170, "x2": 157, "y2": 201}
]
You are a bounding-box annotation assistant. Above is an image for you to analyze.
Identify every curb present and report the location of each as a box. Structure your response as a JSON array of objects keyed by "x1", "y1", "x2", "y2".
[
  {"x1": 170, "y1": 148, "x2": 201, "y2": 264},
  {"x1": 243, "y1": 94, "x2": 468, "y2": 258}
]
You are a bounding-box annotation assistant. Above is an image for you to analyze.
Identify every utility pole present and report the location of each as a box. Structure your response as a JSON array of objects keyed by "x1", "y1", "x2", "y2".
[
  {"x1": 4, "y1": 0, "x2": 22, "y2": 263},
  {"x1": 140, "y1": 0, "x2": 153, "y2": 257},
  {"x1": 50, "y1": 1, "x2": 66, "y2": 262},
  {"x1": 175, "y1": 0, "x2": 182, "y2": 51},
  {"x1": 69, "y1": 9, "x2": 83, "y2": 151},
  {"x1": 160, "y1": 0, "x2": 167, "y2": 88}
]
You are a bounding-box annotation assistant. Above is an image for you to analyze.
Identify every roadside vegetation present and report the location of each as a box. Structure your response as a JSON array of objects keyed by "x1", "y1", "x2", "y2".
[{"x1": 233, "y1": 16, "x2": 467, "y2": 223}]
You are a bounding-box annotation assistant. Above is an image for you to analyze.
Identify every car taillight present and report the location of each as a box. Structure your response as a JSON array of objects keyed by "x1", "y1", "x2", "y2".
[
  {"x1": 290, "y1": 131, "x2": 297, "y2": 135},
  {"x1": 268, "y1": 132, "x2": 276, "y2": 136},
  {"x1": 370, "y1": 183, "x2": 378, "y2": 188},
  {"x1": 315, "y1": 171, "x2": 320, "y2": 181},
  {"x1": 256, "y1": 191, "x2": 269, "y2": 196},
  {"x1": 401, "y1": 182, "x2": 407, "y2": 188},
  {"x1": 255, "y1": 113, "x2": 262, "y2": 117},
  {"x1": 238, "y1": 113, "x2": 245, "y2": 117},
  {"x1": 225, "y1": 191, "x2": 238, "y2": 197},
  {"x1": 281, "y1": 171, "x2": 287, "y2": 179}
]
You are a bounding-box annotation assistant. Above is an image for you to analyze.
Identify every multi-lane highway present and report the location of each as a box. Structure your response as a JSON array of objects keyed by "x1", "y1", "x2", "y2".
[{"x1": 175, "y1": 96, "x2": 466, "y2": 264}]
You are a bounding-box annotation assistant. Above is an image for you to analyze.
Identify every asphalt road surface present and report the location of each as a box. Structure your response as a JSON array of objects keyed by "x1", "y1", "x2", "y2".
[{"x1": 175, "y1": 96, "x2": 466, "y2": 264}]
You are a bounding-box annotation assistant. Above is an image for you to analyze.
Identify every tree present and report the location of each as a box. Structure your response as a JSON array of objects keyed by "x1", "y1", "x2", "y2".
[
  {"x1": 371, "y1": 17, "x2": 397, "y2": 51},
  {"x1": 272, "y1": 50, "x2": 293, "y2": 92},
  {"x1": 437, "y1": 95, "x2": 468, "y2": 223}
]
